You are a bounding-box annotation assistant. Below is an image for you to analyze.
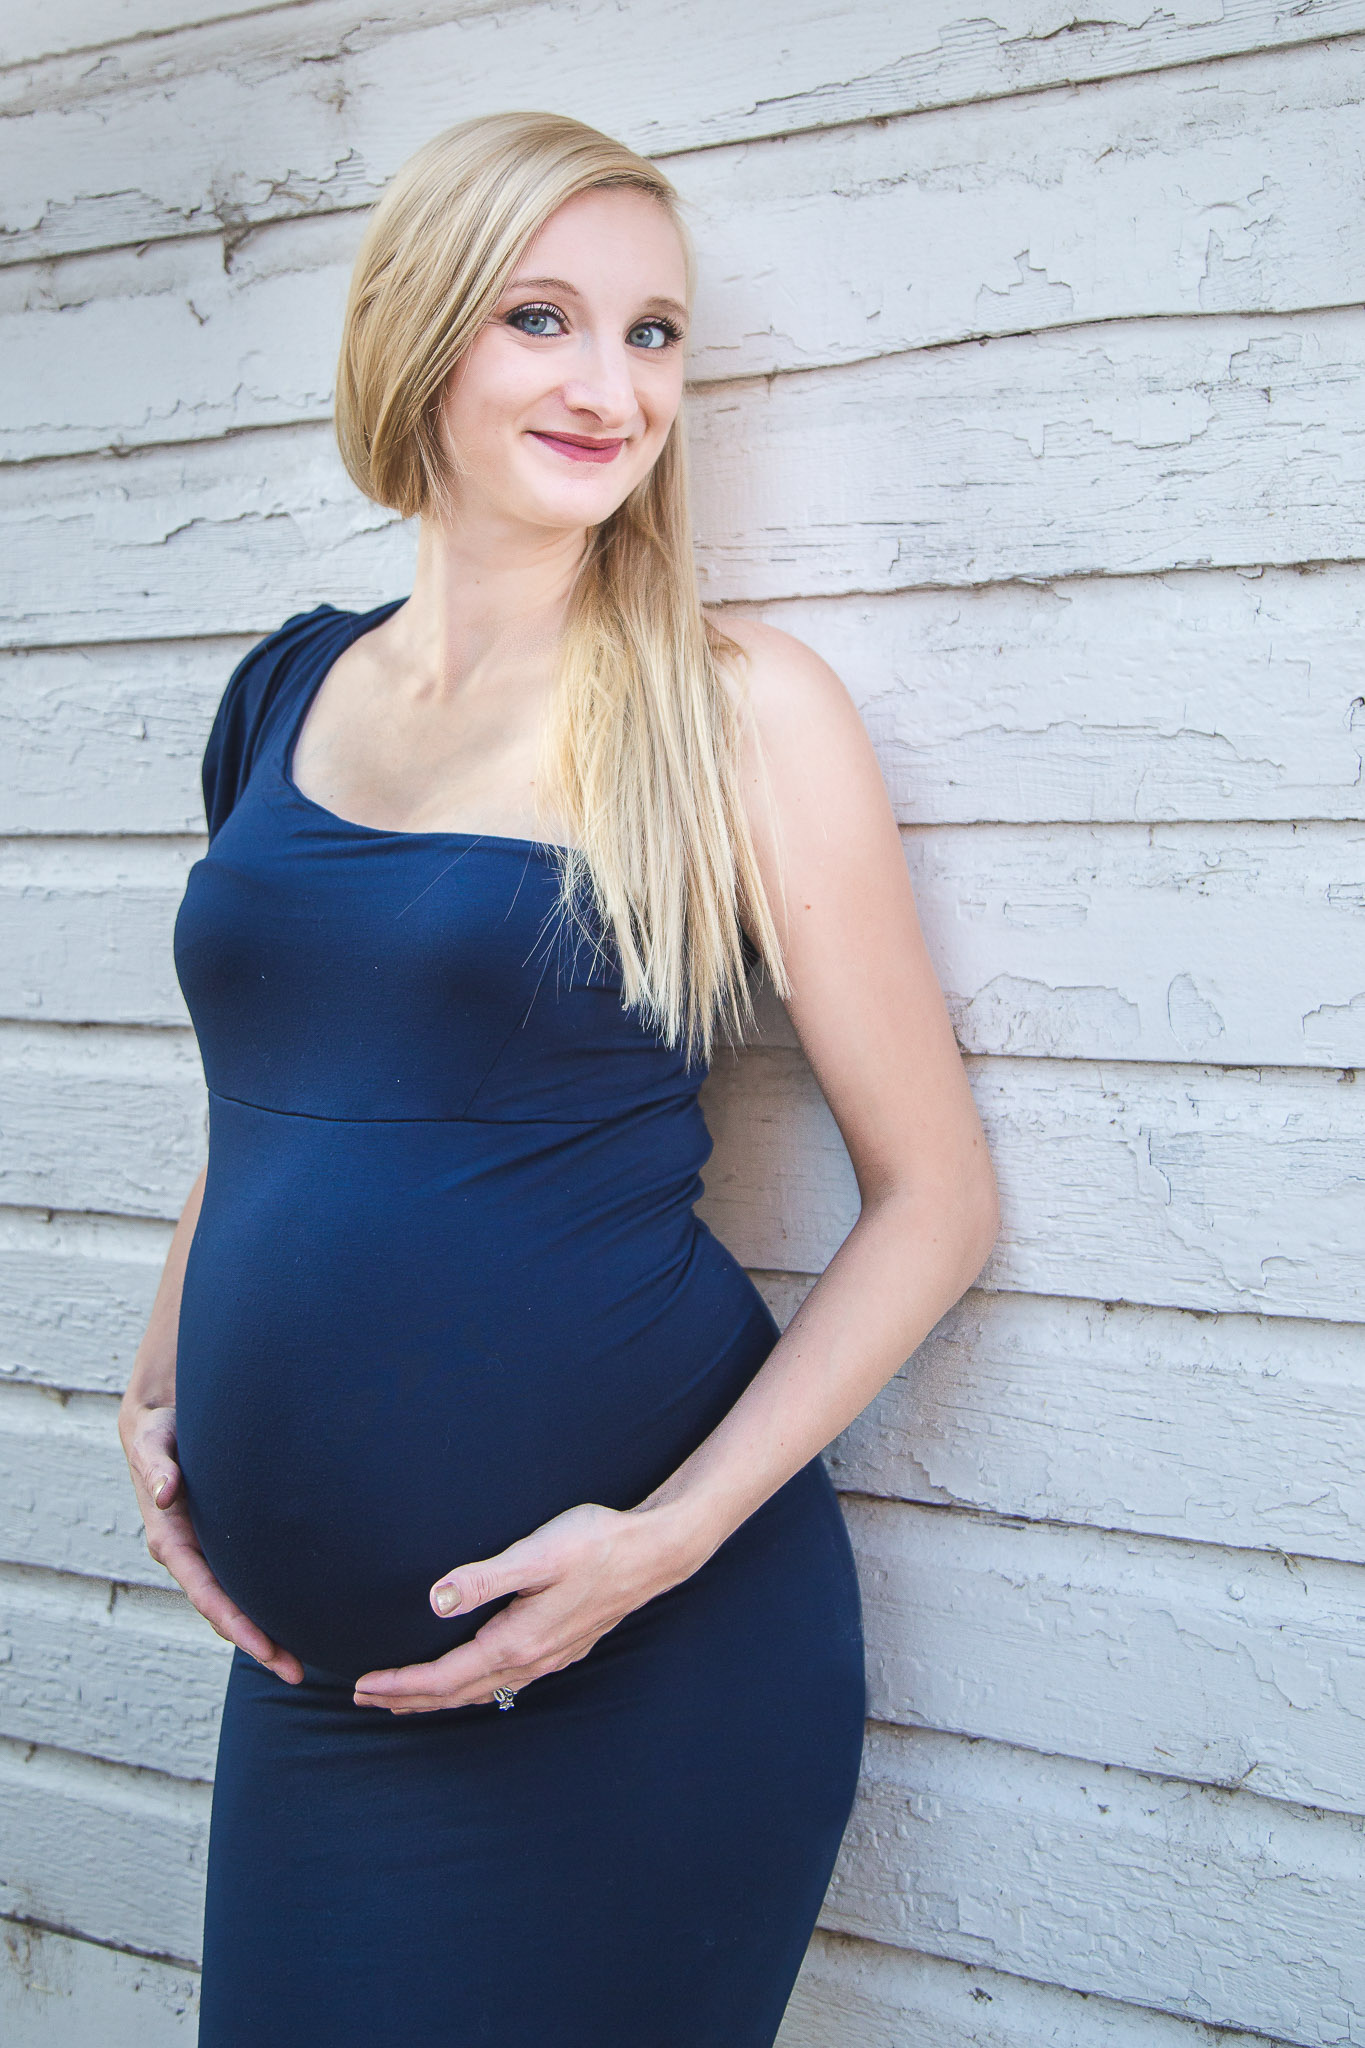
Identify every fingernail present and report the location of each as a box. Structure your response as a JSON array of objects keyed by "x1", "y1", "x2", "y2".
[
  {"x1": 152, "y1": 1475, "x2": 170, "y2": 1506},
  {"x1": 433, "y1": 1586, "x2": 460, "y2": 1615}
]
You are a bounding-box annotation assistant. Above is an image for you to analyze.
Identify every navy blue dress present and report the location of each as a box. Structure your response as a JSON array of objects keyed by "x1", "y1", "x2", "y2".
[{"x1": 172, "y1": 600, "x2": 866, "y2": 2046}]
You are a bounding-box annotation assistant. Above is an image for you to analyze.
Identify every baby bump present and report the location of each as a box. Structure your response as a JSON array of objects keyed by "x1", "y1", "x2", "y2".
[{"x1": 175, "y1": 1094, "x2": 777, "y2": 1680}]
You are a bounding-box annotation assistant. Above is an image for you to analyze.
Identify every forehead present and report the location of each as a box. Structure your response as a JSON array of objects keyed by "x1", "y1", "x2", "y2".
[{"x1": 515, "y1": 187, "x2": 688, "y2": 297}]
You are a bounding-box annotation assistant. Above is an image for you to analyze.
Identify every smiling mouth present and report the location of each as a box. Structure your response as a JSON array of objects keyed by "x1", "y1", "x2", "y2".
[{"x1": 529, "y1": 430, "x2": 627, "y2": 465}]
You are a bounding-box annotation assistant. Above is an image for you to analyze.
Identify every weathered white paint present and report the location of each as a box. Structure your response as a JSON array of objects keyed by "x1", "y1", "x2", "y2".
[
  {"x1": 779, "y1": 1931, "x2": 1291, "y2": 2048},
  {"x1": 8, "y1": 310, "x2": 1365, "y2": 643},
  {"x1": 6, "y1": 1, "x2": 1363, "y2": 2037},
  {"x1": 702, "y1": 1049, "x2": 1365, "y2": 1319},
  {"x1": 4, "y1": 1025, "x2": 1360, "y2": 1319},
  {"x1": 4, "y1": 565, "x2": 1363, "y2": 836},
  {"x1": 0, "y1": 0, "x2": 275, "y2": 69},
  {"x1": 850, "y1": 1499, "x2": 1365, "y2": 1817},
  {"x1": 820, "y1": 1289, "x2": 1365, "y2": 1566},
  {"x1": 827, "y1": 1724, "x2": 1365, "y2": 2046},
  {"x1": 8, "y1": 1717, "x2": 1361, "y2": 2042},
  {"x1": 8, "y1": 822, "x2": 1363, "y2": 1069},
  {"x1": 8, "y1": 1493, "x2": 1363, "y2": 1817},
  {"x1": 0, "y1": 1923, "x2": 197, "y2": 2048},
  {"x1": 10, "y1": 1290, "x2": 1365, "y2": 1569},
  {"x1": 0, "y1": 1567, "x2": 228, "y2": 1781},
  {"x1": 0, "y1": 1208, "x2": 169, "y2": 1395},
  {"x1": 7, "y1": 0, "x2": 1364, "y2": 266},
  {"x1": 8, "y1": 39, "x2": 1365, "y2": 460}
]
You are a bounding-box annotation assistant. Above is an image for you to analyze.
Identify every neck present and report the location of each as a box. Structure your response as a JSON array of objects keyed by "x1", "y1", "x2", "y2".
[{"x1": 394, "y1": 507, "x2": 590, "y2": 699}]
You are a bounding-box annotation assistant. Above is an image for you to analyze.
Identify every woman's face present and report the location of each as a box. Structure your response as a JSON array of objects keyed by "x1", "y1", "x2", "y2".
[{"x1": 434, "y1": 186, "x2": 689, "y2": 536}]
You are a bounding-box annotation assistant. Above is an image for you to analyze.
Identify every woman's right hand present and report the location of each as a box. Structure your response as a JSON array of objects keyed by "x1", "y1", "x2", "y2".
[{"x1": 120, "y1": 1400, "x2": 304, "y2": 1685}]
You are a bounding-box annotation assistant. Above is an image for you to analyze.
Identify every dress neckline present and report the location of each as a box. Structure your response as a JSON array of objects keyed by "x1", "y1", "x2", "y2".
[{"x1": 278, "y1": 599, "x2": 574, "y2": 859}]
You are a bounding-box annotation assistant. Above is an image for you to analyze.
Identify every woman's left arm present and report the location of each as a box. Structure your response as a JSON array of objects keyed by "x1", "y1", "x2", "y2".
[{"x1": 354, "y1": 623, "x2": 998, "y2": 1713}]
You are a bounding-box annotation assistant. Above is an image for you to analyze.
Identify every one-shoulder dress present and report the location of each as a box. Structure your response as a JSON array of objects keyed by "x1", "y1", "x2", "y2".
[{"x1": 171, "y1": 600, "x2": 866, "y2": 2047}]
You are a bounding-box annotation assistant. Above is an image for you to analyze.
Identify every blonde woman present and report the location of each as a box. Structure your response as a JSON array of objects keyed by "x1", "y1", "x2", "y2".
[{"x1": 118, "y1": 111, "x2": 998, "y2": 2045}]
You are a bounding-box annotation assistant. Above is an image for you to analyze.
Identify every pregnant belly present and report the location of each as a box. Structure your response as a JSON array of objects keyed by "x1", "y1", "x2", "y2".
[{"x1": 175, "y1": 1095, "x2": 776, "y2": 1681}]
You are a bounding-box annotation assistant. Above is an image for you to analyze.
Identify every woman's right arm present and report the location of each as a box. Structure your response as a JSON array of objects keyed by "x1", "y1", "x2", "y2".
[{"x1": 118, "y1": 1166, "x2": 304, "y2": 1684}]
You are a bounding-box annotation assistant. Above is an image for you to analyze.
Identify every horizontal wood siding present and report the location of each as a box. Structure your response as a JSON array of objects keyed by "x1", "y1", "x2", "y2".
[{"x1": 2, "y1": 1, "x2": 1360, "y2": 2037}]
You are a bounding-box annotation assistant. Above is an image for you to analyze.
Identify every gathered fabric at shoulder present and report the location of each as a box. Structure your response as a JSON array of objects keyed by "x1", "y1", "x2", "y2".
[{"x1": 202, "y1": 607, "x2": 335, "y2": 841}]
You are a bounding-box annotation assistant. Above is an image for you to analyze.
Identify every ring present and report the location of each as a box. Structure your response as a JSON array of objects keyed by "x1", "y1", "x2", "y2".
[{"x1": 493, "y1": 1687, "x2": 518, "y2": 1712}]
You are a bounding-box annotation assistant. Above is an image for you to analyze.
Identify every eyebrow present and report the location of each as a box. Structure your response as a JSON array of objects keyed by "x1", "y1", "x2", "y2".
[{"x1": 504, "y1": 274, "x2": 689, "y2": 324}]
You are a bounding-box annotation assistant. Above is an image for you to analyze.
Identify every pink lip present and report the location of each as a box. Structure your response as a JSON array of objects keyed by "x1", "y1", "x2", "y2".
[{"x1": 530, "y1": 430, "x2": 626, "y2": 465}]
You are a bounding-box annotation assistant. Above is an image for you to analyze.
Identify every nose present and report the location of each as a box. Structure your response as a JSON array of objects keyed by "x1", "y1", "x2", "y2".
[{"x1": 558, "y1": 330, "x2": 641, "y2": 430}]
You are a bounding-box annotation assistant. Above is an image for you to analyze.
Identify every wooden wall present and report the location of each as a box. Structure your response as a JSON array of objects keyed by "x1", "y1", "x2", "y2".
[{"x1": 3, "y1": 1, "x2": 1364, "y2": 2038}]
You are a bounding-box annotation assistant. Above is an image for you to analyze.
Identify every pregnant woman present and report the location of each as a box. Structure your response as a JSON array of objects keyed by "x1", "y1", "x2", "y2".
[{"x1": 118, "y1": 110, "x2": 998, "y2": 2046}]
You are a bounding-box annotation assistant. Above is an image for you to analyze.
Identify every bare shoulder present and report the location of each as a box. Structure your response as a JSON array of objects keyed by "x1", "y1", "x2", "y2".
[
  {"x1": 708, "y1": 613, "x2": 863, "y2": 753},
  {"x1": 707, "y1": 612, "x2": 896, "y2": 870}
]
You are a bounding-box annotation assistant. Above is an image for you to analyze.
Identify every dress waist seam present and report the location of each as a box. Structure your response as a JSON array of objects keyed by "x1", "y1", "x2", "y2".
[{"x1": 204, "y1": 1084, "x2": 693, "y2": 1130}]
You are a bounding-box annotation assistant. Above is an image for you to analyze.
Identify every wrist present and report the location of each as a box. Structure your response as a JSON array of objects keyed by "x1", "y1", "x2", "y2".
[{"x1": 628, "y1": 1491, "x2": 734, "y2": 1589}]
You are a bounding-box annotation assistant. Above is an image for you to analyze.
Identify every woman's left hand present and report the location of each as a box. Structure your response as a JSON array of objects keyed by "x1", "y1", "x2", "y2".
[{"x1": 352, "y1": 1501, "x2": 704, "y2": 1714}]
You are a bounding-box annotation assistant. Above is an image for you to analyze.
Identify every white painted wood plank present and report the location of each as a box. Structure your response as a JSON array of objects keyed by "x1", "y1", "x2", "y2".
[
  {"x1": 0, "y1": 1385, "x2": 163, "y2": 1586},
  {"x1": 8, "y1": 310, "x2": 1364, "y2": 645},
  {"x1": 7, "y1": 0, "x2": 1364, "y2": 265},
  {"x1": 0, "y1": 1210, "x2": 169, "y2": 1396},
  {"x1": 687, "y1": 311, "x2": 1365, "y2": 602},
  {"x1": 0, "y1": 637, "x2": 252, "y2": 837},
  {"x1": 0, "y1": 1567, "x2": 228, "y2": 1782},
  {"x1": 0, "y1": 1737, "x2": 208, "y2": 1964},
  {"x1": 849, "y1": 1498, "x2": 1365, "y2": 1818},
  {"x1": 0, "y1": 1923, "x2": 197, "y2": 2048},
  {"x1": 817, "y1": 1289, "x2": 1365, "y2": 1567},
  {"x1": 0, "y1": 0, "x2": 283, "y2": 69},
  {"x1": 826, "y1": 1724, "x2": 1365, "y2": 2047},
  {"x1": 6, "y1": 1023, "x2": 1359, "y2": 1319},
  {"x1": 747, "y1": 566, "x2": 1365, "y2": 828},
  {"x1": 4, "y1": 565, "x2": 1362, "y2": 835},
  {"x1": 0, "y1": 1024, "x2": 206, "y2": 1219},
  {"x1": 11, "y1": 1284, "x2": 1365, "y2": 1565},
  {"x1": 908, "y1": 822, "x2": 1365, "y2": 1069},
  {"x1": 9, "y1": 1485, "x2": 1364, "y2": 1816},
  {"x1": 0, "y1": 840, "x2": 196, "y2": 1026},
  {"x1": 700, "y1": 1049, "x2": 1365, "y2": 1320},
  {"x1": 5, "y1": 1721, "x2": 1357, "y2": 2036},
  {"x1": 11, "y1": 823, "x2": 1363, "y2": 1069},
  {"x1": 780, "y1": 1930, "x2": 1293, "y2": 2048},
  {"x1": 9, "y1": 40, "x2": 1365, "y2": 460}
]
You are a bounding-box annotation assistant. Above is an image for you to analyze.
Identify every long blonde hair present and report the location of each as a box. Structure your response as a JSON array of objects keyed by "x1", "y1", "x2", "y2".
[{"x1": 333, "y1": 110, "x2": 790, "y2": 1067}]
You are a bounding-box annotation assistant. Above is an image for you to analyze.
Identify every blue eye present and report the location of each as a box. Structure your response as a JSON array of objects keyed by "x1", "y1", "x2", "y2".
[
  {"x1": 507, "y1": 303, "x2": 567, "y2": 337},
  {"x1": 628, "y1": 318, "x2": 682, "y2": 350}
]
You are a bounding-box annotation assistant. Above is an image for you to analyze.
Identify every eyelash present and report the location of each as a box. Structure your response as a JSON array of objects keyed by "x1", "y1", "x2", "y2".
[{"x1": 505, "y1": 300, "x2": 684, "y2": 349}]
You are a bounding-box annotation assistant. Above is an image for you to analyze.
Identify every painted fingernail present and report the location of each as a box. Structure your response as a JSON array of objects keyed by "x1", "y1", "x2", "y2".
[
  {"x1": 152, "y1": 1475, "x2": 170, "y2": 1506},
  {"x1": 433, "y1": 1587, "x2": 460, "y2": 1615}
]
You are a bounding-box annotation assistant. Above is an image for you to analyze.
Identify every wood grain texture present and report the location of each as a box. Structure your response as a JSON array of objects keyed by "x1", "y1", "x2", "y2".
[
  {"x1": 6, "y1": 0, "x2": 1364, "y2": 266},
  {"x1": 0, "y1": 1923, "x2": 197, "y2": 2048},
  {"x1": 3, "y1": 564, "x2": 1362, "y2": 835},
  {"x1": 701, "y1": 1048, "x2": 1365, "y2": 1320},
  {"x1": 0, "y1": 1737, "x2": 208, "y2": 1963},
  {"x1": 779, "y1": 1931, "x2": 1294, "y2": 2048},
  {"x1": 826, "y1": 1724, "x2": 1365, "y2": 2047},
  {"x1": 8, "y1": 38, "x2": 1365, "y2": 461},
  {"x1": 7, "y1": 309, "x2": 1364, "y2": 646}
]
